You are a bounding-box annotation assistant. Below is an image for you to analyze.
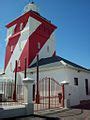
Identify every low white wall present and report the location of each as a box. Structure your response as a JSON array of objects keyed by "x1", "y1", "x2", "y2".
[{"x1": 0, "y1": 104, "x2": 33, "y2": 118}]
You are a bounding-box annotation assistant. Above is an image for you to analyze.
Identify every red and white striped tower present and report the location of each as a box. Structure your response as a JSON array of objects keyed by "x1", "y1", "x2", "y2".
[{"x1": 4, "y1": 2, "x2": 57, "y2": 80}]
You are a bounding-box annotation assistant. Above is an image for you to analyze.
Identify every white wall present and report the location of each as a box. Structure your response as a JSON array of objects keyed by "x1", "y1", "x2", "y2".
[
  {"x1": 65, "y1": 68, "x2": 90, "y2": 101},
  {"x1": 27, "y1": 65, "x2": 90, "y2": 106},
  {"x1": 64, "y1": 84, "x2": 80, "y2": 106},
  {"x1": 29, "y1": 66, "x2": 68, "y2": 84}
]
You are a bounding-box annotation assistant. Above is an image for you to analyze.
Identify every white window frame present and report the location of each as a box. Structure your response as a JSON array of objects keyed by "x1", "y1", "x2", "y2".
[
  {"x1": 20, "y1": 23, "x2": 23, "y2": 31},
  {"x1": 11, "y1": 45, "x2": 14, "y2": 53},
  {"x1": 18, "y1": 60, "x2": 21, "y2": 67}
]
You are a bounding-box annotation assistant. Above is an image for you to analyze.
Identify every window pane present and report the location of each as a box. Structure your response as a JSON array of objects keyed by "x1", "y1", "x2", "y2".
[
  {"x1": 85, "y1": 79, "x2": 88, "y2": 95},
  {"x1": 74, "y1": 78, "x2": 78, "y2": 86}
]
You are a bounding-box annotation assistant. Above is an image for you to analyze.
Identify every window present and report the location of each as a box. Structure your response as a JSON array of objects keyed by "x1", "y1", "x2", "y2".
[
  {"x1": 74, "y1": 78, "x2": 78, "y2": 86},
  {"x1": 11, "y1": 45, "x2": 14, "y2": 53},
  {"x1": 7, "y1": 25, "x2": 15, "y2": 37},
  {"x1": 18, "y1": 60, "x2": 21, "y2": 67},
  {"x1": 19, "y1": 41, "x2": 22, "y2": 51},
  {"x1": 47, "y1": 46, "x2": 49, "y2": 52},
  {"x1": 85, "y1": 79, "x2": 88, "y2": 95},
  {"x1": 20, "y1": 23, "x2": 23, "y2": 31},
  {"x1": 10, "y1": 62, "x2": 12, "y2": 72},
  {"x1": 37, "y1": 42, "x2": 40, "y2": 49}
]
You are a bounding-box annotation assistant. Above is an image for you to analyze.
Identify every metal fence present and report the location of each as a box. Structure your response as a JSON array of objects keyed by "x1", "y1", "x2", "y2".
[
  {"x1": 0, "y1": 78, "x2": 63, "y2": 111},
  {"x1": 0, "y1": 82, "x2": 24, "y2": 103},
  {"x1": 34, "y1": 77, "x2": 63, "y2": 112}
]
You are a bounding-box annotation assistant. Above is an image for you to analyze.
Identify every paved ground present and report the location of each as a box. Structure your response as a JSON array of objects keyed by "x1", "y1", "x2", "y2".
[
  {"x1": 46, "y1": 109, "x2": 90, "y2": 120},
  {"x1": 46, "y1": 101, "x2": 90, "y2": 120}
]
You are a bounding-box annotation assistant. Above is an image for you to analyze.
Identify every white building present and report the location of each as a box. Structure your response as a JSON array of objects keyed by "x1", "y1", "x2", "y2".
[{"x1": 28, "y1": 55, "x2": 90, "y2": 106}]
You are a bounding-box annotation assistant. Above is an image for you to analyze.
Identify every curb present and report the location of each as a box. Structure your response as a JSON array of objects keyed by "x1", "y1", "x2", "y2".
[{"x1": 35, "y1": 108, "x2": 69, "y2": 115}]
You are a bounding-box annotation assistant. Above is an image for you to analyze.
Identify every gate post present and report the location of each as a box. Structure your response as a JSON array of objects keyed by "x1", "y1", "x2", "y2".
[
  {"x1": 61, "y1": 81, "x2": 69, "y2": 108},
  {"x1": 23, "y1": 77, "x2": 35, "y2": 115},
  {"x1": 61, "y1": 81, "x2": 69, "y2": 107}
]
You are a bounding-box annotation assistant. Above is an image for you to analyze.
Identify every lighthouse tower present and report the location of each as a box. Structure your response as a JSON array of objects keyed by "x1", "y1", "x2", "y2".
[{"x1": 4, "y1": 2, "x2": 57, "y2": 80}]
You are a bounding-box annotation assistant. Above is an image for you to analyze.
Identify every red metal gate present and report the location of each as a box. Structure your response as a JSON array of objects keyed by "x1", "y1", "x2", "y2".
[{"x1": 34, "y1": 77, "x2": 64, "y2": 112}]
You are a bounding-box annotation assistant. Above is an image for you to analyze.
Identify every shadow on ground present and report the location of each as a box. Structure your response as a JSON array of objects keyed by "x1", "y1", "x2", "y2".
[{"x1": 71, "y1": 100, "x2": 90, "y2": 110}]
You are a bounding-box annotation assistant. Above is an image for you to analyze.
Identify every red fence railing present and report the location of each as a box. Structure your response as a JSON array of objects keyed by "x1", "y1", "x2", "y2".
[{"x1": 34, "y1": 77, "x2": 63, "y2": 112}]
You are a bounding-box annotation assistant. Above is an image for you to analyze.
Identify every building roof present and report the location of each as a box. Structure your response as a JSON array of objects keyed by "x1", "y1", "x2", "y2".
[
  {"x1": 30, "y1": 55, "x2": 89, "y2": 71},
  {"x1": 6, "y1": 10, "x2": 56, "y2": 28}
]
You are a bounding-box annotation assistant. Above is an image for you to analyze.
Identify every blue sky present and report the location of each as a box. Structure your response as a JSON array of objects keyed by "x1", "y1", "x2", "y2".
[{"x1": 0, "y1": 0, "x2": 90, "y2": 69}]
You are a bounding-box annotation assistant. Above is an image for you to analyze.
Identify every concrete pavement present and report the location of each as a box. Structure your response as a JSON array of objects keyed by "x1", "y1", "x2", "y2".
[{"x1": 45, "y1": 100, "x2": 90, "y2": 120}]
